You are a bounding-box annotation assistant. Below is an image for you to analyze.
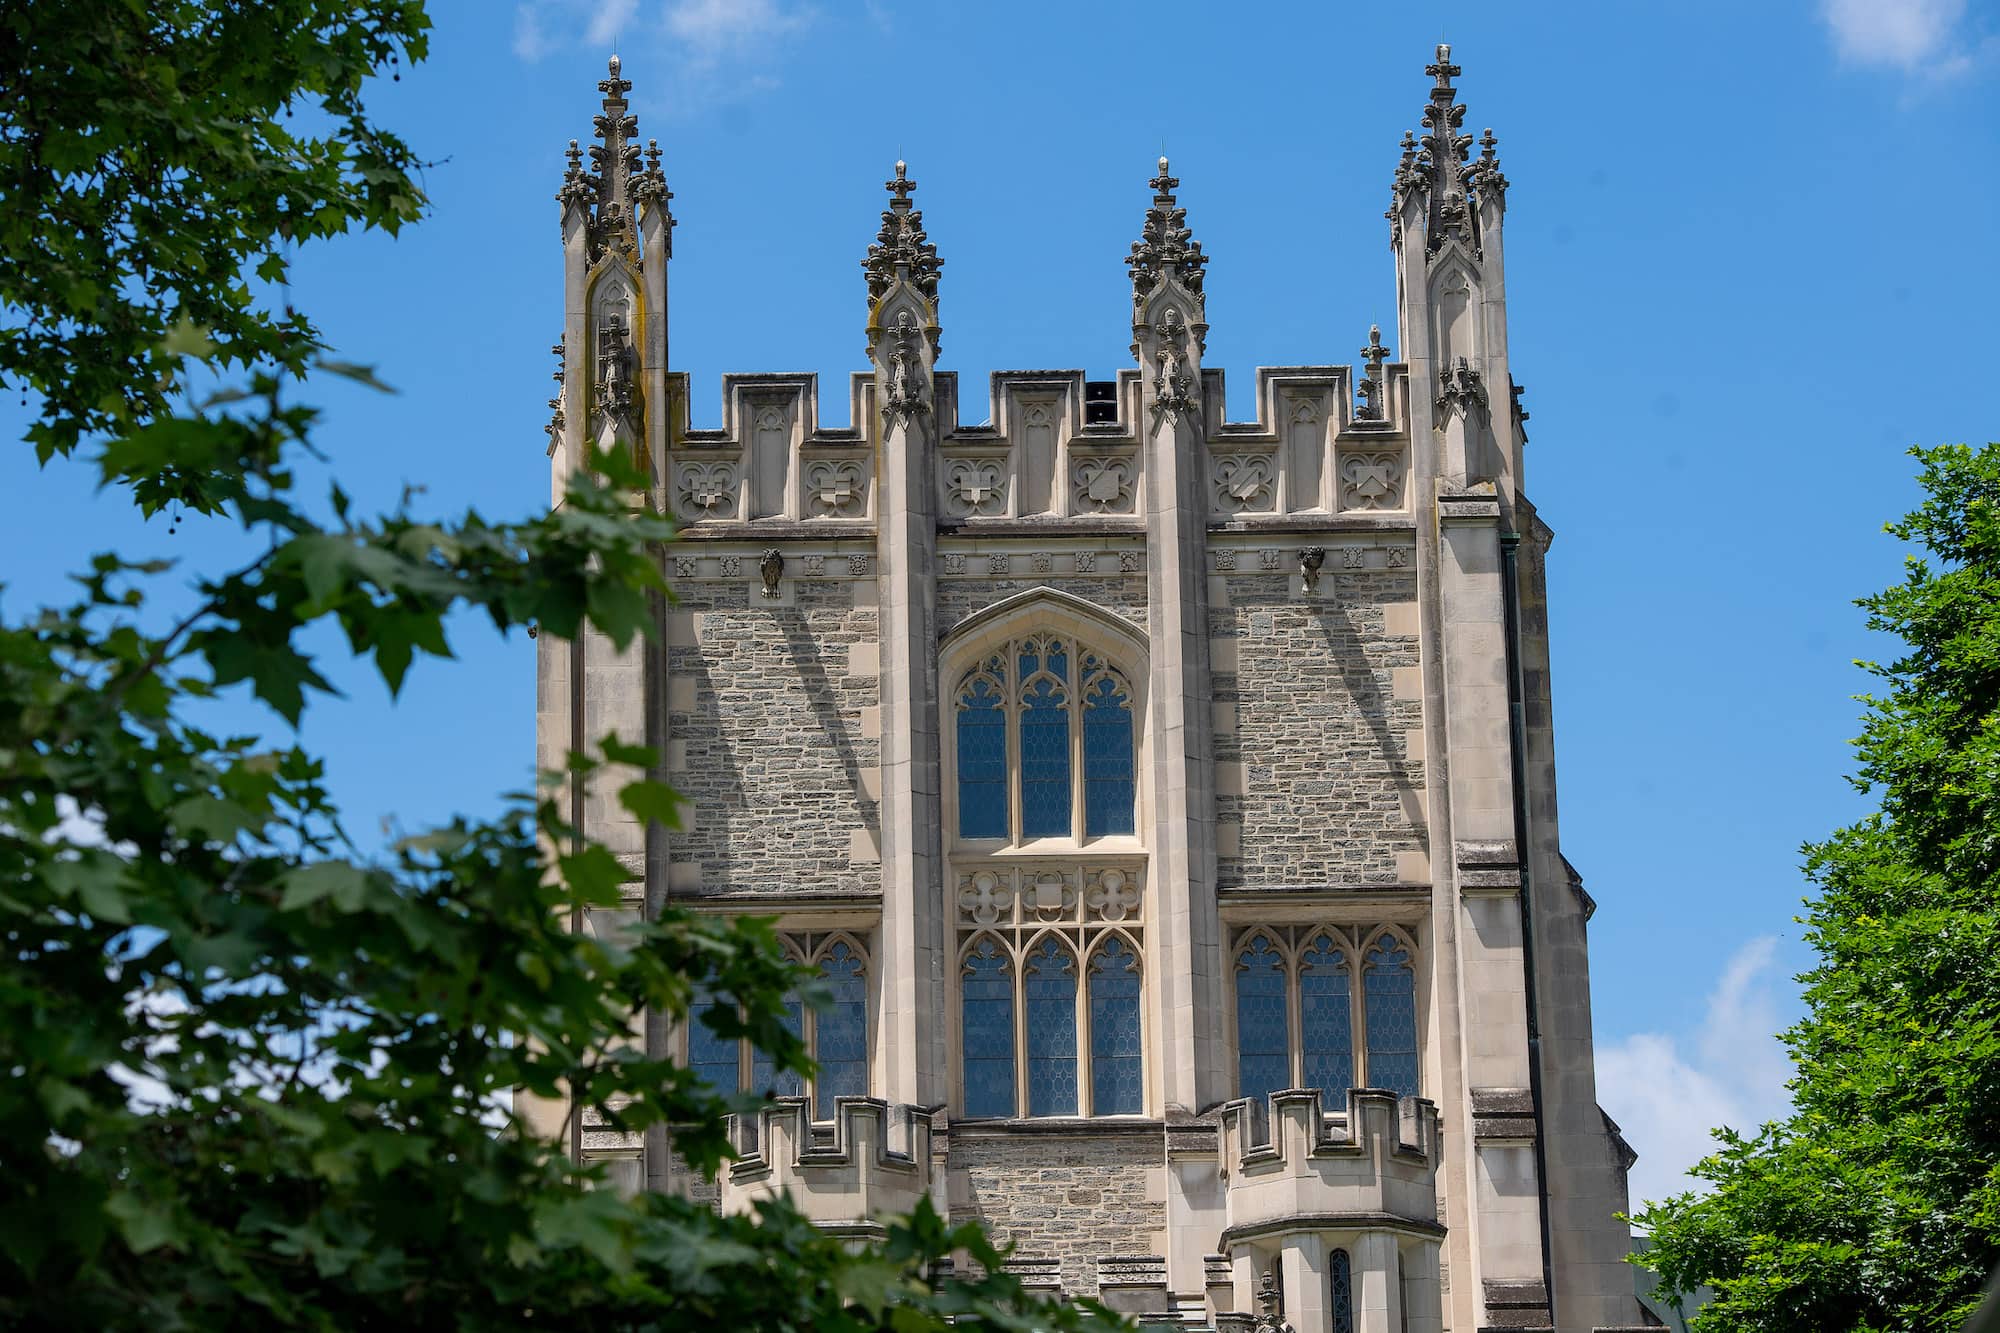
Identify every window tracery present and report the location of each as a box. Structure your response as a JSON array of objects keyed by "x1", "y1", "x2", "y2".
[
  {"x1": 1231, "y1": 925, "x2": 1421, "y2": 1104},
  {"x1": 952, "y1": 634, "x2": 1135, "y2": 844},
  {"x1": 685, "y1": 932, "x2": 870, "y2": 1120},
  {"x1": 954, "y1": 870, "x2": 1147, "y2": 1118}
]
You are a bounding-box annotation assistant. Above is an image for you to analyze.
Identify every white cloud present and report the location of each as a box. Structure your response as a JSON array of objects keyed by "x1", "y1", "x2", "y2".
[
  {"x1": 1597, "y1": 935, "x2": 1795, "y2": 1218},
  {"x1": 1819, "y1": 0, "x2": 1974, "y2": 77},
  {"x1": 512, "y1": 0, "x2": 816, "y2": 109}
]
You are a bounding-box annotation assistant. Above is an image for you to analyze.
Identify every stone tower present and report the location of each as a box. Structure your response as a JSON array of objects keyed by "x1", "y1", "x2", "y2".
[{"x1": 527, "y1": 48, "x2": 1655, "y2": 1333}]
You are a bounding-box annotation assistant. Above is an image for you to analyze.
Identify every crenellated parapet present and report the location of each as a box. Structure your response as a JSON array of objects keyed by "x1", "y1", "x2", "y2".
[
  {"x1": 659, "y1": 361, "x2": 1416, "y2": 536},
  {"x1": 1217, "y1": 1088, "x2": 1441, "y2": 1244},
  {"x1": 722, "y1": 1097, "x2": 935, "y2": 1234}
]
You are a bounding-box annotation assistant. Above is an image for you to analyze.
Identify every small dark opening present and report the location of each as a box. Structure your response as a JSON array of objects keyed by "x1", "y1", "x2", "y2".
[{"x1": 1083, "y1": 380, "x2": 1118, "y2": 424}]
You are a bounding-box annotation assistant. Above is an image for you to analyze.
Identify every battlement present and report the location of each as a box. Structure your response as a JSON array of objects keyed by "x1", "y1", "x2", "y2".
[
  {"x1": 659, "y1": 363, "x2": 1415, "y2": 532},
  {"x1": 1217, "y1": 1088, "x2": 1441, "y2": 1243},
  {"x1": 720, "y1": 1097, "x2": 934, "y2": 1233}
]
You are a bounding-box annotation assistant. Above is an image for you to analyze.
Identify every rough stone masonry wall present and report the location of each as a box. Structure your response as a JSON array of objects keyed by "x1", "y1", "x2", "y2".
[
  {"x1": 948, "y1": 1130, "x2": 1165, "y2": 1296},
  {"x1": 1213, "y1": 569, "x2": 1425, "y2": 888},
  {"x1": 667, "y1": 576, "x2": 880, "y2": 896}
]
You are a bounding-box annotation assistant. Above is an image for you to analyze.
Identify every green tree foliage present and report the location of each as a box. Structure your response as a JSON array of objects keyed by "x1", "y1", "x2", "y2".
[
  {"x1": 0, "y1": 5, "x2": 1119, "y2": 1329},
  {"x1": 1637, "y1": 443, "x2": 2000, "y2": 1332}
]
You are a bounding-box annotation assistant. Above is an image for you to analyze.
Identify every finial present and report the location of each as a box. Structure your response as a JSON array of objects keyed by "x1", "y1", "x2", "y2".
[
  {"x1": 864, "y1": 159, "x2": 941, "y2": 323},
  {"x1": 608, "y1": 53, "x2": 620, "y2": 76},
  {"x1": 1357, "y1": 324, "x2": 1389, "y2": 421},
  {"x1": 1130, "y1": 156, "x2": 1206, "y2": 309}
]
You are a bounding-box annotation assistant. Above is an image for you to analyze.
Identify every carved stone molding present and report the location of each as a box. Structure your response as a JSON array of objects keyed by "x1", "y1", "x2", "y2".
[
  {"x1": 1072, "y1": 455, "x2": 1136, "y2": 515},
  {"x1": 676, "y1": 460, "x2": 738, "y2": 519},
  {"x1": 803, "y1": 458, "x2": 867, "y2": 518},
  {"x1": 1213, "y1": 453, "x2": 1277, "y2": 515},
  {"x1": 943, "y1": 458, "x2": 1008, "y2": 518},
  {"x1": 1339, "y1": 450, "x2": 1405, "y2": 511}
]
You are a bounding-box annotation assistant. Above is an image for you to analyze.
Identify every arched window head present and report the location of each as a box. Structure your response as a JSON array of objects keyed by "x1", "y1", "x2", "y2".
[
  {"x1": 1329, "y1": 1249, "x2": 1355, "y2": 1333},
  {"x1": 1234, "y1": 934, "x2": 1290, "y2": 1102},
  {"x1": 1299, "y1": 933, "x2": 1354, "y2": 1107},
  {"x1": 1088, "y1": 936, "x2": 1143, "y2": 1115},
  {"x1": 955, "y1": 666, "x2": 1007, "y2": 840},
  {"x1": 1024, "y1": 938, "x2": 1079, "y2": 1116},
  {"x1": 813, "y1": 941, "x2": 868, "y2": 1118},
  {"x1": 961, "y1": 937, "x2": 1015, "y2": 1117},
  {"x1": 1081, "y1": 656, "x2": 1136, "y2": 837},
  {"x1": 1364, "y1": 934, "x2": 1419, "y2": 1098},
  {"x1": 951, "y1": 634, "x2": 1136, "y2": 845}
]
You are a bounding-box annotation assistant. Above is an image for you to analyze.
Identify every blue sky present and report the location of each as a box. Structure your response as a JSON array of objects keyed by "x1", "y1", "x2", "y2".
[{"x1": 5, "y1": 0, "x2": 1997, "y2": 1211}]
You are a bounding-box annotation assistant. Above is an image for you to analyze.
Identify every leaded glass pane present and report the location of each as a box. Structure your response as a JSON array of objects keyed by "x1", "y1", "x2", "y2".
[
  {"x1": 1364, "y1": 936, "x2": 1419, "y2": 1098},
  {"x1": 1082, "y1": 674, "x2": 1136, "y2": 837},
  {"x1": 961, "y1": 939, "x2": 1015, "y2": 1117},
  {"x1": 1088, "y1": 937, "x2": 1143, "y2": 1115},
  {"x1": 1024, "y1": 938, "x2": 1079, "y2": 1116},
  {"x1": 1234, "y1": 935, "x2": 1290, "y2": 1102},
  {"x1": 1299, "y1": 934, "x2": 1354, "y2": 1108},
  {"x1": 688, "y1": 987, "x2": 739, "y2": 1093},
  {"x1": 1019, "y1": 675, "x2": 1072, "y2": 839},
  {"x1": 814, "y1": 942, "x2": 868, "y2": 1119},
  {"x1": 1329, "y1": 1248, "x2": 1355, "y2": 1333},
  {"x1": 749, "y1": 989, "x2": 805, "y2": 1099},
  {"x1": 956, "y1": 674, "x2": 1007, "y2": 839}
]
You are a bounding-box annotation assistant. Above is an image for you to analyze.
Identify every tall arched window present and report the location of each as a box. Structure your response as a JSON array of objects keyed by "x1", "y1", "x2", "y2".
[
  {"x1": 952, "y1": 634, "x2": 1136, "y2": 844},
  {"x1": 1234, "y1": 935, "x2": 1291, "y2": 1103},
  {"x1": 1329, "y1": 1249, "x2": 1355, "y2": 1333},
  {"x1": 813, "y1": 940, "x2": 869, "y2": 1118},
  {"x1": 961, "y1": 937, "x2": 1016, "y2": 1117},
  {"x1": 1024, "y1": 938, "x2": 1079, "y2": 1116},
  {"x1": 1081, "y1": 660, "x2": 1136, "y2": 837},
  {"x1": 1364, "y1": 934, "x2": 1420, "y2": 1099},
  {"x1": 1299, "y1": 933, "x2": 1354, "y2": 1105},
  {"x1": 1089, "y1": 936, "x2": 1143, "y2": 1115},
  {"x1": 955, "y1": 668, "x2": 1008, "y2": 840},
  {"x1": 688, "y1": 986, "x2": 741, "y2": 1095}
]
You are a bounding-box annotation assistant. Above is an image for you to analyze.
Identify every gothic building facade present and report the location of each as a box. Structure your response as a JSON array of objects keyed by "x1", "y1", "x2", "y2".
[{"x1": 525, "y1": 48, "x2": 1655, "y2": 1333}]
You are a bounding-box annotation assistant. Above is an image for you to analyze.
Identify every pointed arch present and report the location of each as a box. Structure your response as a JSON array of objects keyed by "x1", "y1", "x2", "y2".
[
  {"x1": 1086, "y1": 932, "x2": 1143, "y2": 1115},
  {"x1": 1233, "y1": 931, "x2": 1291, "y2": 1102},
  {"x1": 1298, "y1": 930, "x2": 1355, "y2": 1107},
  {"x1": 1361, "y1": 929, "x2": 1420, "y2": 1098},
  {"x1": 940, "y1": 587, "x2": 1148, "y2": 672},
  {"x1": 1022, "y1": 935, "x2": 1080, "y2": 1116},
  {"x1": 959, "y1": 933, "x2": 1016, "y2": 1117}
]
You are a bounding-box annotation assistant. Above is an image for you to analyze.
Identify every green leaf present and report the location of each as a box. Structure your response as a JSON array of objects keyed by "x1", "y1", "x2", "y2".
[
  {"x1": 106, "y1": 1192, "x2": 180, "y2": 1256},
  {"x1": 618, "y1": 780, "x2": 683, "y2": 830},
  {"x1": 279, "y1": 862, "x2": 369, "y2": 912}
]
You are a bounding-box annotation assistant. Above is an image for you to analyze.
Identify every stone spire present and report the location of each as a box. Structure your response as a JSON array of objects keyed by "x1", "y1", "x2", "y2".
[
  {"x1": 1127, "y1": 156, "x2": 1208, "y2": 310},
  {"x1": 864, "y1": 160, "x2": 942, "y2": 311},
  {"x1": 1390, "y1": 44, "x2": 1505, "y2": 258},
  {"x1": 558, "y1": 55, "x2": 670, "y2": 264}
]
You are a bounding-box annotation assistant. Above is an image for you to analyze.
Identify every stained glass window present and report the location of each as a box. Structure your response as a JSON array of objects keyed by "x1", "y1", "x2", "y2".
[
  {"x1": 1088, "y1": 937, "x2": 1143, "y2": 1114},
  {"x1": 1082, "y1": 672, "x2": 1136, "y2": 837},
  {"x1": 748, "y1": 987, "x2": 805, "y2": 1099},
  {"x1": 814, "y1": 941, "x2": 869, "y2": 1119},
  {"x1": 1364, "y1": 935, "x2": 1419, "y2": 1097},
  {"x1": 1329, "y1": 1248, "x2": 1355, "y2": 1333},
  {"x1": 956, "y1": 670, "x2": 1007, "y2": 839},
  {"x1": 1019, "y1": 673, "x2": 1072, "y2": 838},
  {"x1": 687, "y1": 986, "x2": 739, "y2": 1094},
  {"x1": 1024, "y1": 938, "x2": 1079, "y2": 1116},
  {"x1": 961, "y1": 938, "x2": 1015, "y2": 1117},
  {"x1": 1299, "y1": 933, "x2": 1354, "y2": 1108},
  {"x1": 1235, "y1": 935, "x2": 1290, "y2": 1102}
]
